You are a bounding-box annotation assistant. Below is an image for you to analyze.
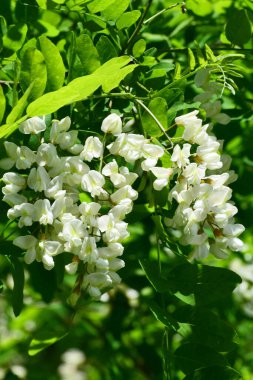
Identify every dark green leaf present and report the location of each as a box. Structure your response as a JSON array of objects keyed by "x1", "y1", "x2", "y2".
[
  {"x1": 6, "y1": 82, "x2": 34, "y2": 124},
  {"x1": 174, "y1": 343, "x2": 227, "y2": 374},
  {"x1": 148, "y1": 299, "x2": 179, "y2": 330},
  {"x1": 225, "y1": 9, "x2": 252, "y2": 46},
  {"x1": 96, "y1": 35, "x2": 117, "y2": 64},
  {"x1": 167, "y1": 263, "x2": 198, "y2": 295},
  {"x1": 139, "y1": 258, "x2": 170, "y2": 292},
  {"x1": 141, "y1": 97, "x2": 167, "y2": 137},
  {"x1": 183, "y1": 366, "x2": 241, "y2": 380},
  {"x1": 195, "y1": 266, "x2": 241, "y2": 306},
  {"x1": 11, "y1": 257, "x2": 24, "y2": 317}
]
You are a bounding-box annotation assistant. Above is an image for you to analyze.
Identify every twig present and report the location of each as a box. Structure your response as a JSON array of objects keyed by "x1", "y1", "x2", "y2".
[
  {"x1": 121, "y1": 0, "x2": 153, "y2": 54},
  {"x1": 135, "y1": 98, "x2": 173, "y2": 148}
]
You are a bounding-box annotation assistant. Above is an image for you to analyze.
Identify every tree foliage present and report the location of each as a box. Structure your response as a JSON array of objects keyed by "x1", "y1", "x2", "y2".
[{"x1": 0, "y1": 0, "x2": 253, "y2": 379}]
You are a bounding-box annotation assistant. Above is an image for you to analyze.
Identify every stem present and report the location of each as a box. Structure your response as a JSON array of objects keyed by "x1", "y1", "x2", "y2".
[
  {"x1": 122, "y1": 0, "x2": 153, "y2": 54},
  {"x1": 135, "y1": 99, "x2": 173, "y2": 148},
  {"x1": 143, "y1": 2, "x2": 181, "y2": 25}
]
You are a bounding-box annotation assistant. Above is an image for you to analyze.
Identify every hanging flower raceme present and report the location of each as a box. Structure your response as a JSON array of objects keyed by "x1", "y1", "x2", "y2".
[
  {"x1": 1, "y1": 113, "x2": 165, "y2": 299},
  {"x1": 154, "y1": 110, "x2": 244, "y2": 259}
]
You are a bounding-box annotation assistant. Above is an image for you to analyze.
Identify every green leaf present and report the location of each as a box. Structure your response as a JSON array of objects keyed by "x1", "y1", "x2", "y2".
[
  {"x1": 183, "y1": 366, "x2": 241, "y2": 380},
  {"x1": 6, "y1": 82, "x2": 35, "y2": 124},
  {"x1": 139, "y1": 258, "x2": 170, "y2": 293},
  {"x1": 27, "y1": 56, "x2": 137, "y2": 116},
  {"x1": 155, "y1": 88, "x2": 183, "y2": 106},
  {"x1": 174, "y1": 62, "x2": 181, "y2": 80},
  {"x1": 188, "y1": 48, "x2": 196, "y2": 70},
  {"x1": 148, "y1": 299, "x2": 179, "y2": 330},
  {"x1": 167, "y1": 263, "x2": 198, "y2": 295},
  {"x1": 38, "y1": 35, "x2": 65, "y2": 91},
  {"x1": 194, "y1": 41, "x2": 206, "y2": 65},
  {"x1": 132, "y1": 39, "x2": 146, "y2": 57},
  {"x1": 96, "y1": 35, "x2": 117, "y2": 64},
  {"x1": 195, "y1": 266, "x2": 241, "y2": 306},
  {"x1": 3, "y1": 23, "x2": 28, "y2": 56},
  {"x1": 88, "y1": 0, "x2": 115, "y2": 13},
  {"x1": 205, "y1": 44, "x2": 216, "y2": 62},
  {"x1": 187, "y1": 0, "x2": 213, "y2": 16},
  {"x1": 0, "y1": 85, "x2": 6, "y2": 123},
  {"x1": 225, "y1": 9, "x2": 252, "y2": 46},
  {"x1": 20, "y1": 48, "x2": 47, "y2": 101},
  {"x1": 11, "y1": 257, "x2": 25, "y2": 317},
  {"x1": 141, "y1": 97, "x2": 168, "y2": 137},
  {"x1": 116, "y1": 10, "x2": 141, "y2": 30},
  {"x1": 29, "y1": 330, "x2": 68, "y2": 356},
  {"x1": 102, "y1": 0, "x2": 130, "y2": 21},
  {"x1": 76, "y1": 34, "x2": 100, "y2": 75},
  {"x1": 174, "y1": 343, "x2": 227, "y2": 374}
]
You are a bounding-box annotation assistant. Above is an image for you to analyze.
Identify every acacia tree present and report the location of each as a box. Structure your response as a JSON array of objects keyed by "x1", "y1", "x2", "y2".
[{"x1": 0, "y1": 0, "x2": 253, "y2": 379}]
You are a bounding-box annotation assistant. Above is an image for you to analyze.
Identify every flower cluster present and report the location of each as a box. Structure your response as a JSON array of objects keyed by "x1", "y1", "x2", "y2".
[
  {"x1": 1, "y1": 113, "x2": 164, "y2": 299},
  {"x1": 154, "y1": 110, "x2": 244, "y2": 258}
]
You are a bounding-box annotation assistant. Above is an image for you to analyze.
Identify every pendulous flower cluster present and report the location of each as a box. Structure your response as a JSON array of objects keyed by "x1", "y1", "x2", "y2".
[
  {"x1": 152, "y1": 110, "x2": 244, "y2": 259},
  {"x1": 1, "y1": 113, "x2": 164, "y2": 299}
]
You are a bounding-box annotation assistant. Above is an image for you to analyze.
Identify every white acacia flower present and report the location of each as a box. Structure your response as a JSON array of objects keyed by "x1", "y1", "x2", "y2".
[
  {"x1": 8, "y1": 203, "x2": 35, "y2": 228},
  {"x1": 150, "y1": 167, "x2": 174, "y2": 191},
  {"x1": 80, "y1": 136, "x2": 103, "y2": 162},
  {"x1": 38, "y1": 240, "x2": 63, "y2": 270},
  {"x1": 98, "y1": 214, "x2": 129, "y2": 243},
  {"x1": 79, "y1": 236, "x2": 98, "y2": 262},
  {"x1": 171, "y1": 144, "x2": 191, "y2": 168},
  {"x1": 81, "y1": 170, "x2": 105, "y2": 197},
  {"x1": 63, "y1": 157, "x2": 90, "y2": 186},
  {"x1": 3, "y1": 193, "x2": 28, "y2": 206},
  {"x1": 34, "y1": 199, "x2": 54, "y2": 225},
  {"x1": 13, "y1": 235, "x2": 38, "y2": 264},
  {"x1": 50, "y1": 116, "x2": 71, "y2": 142},
  {"x1": 27, "y1": 166, "x2": 51, "y2": 192},
  {"x1": 19, "y1": 116, "x2": 46, "y2": 134},
  {"x1": 175, "y1": 110, "x2": 199, "y2": 126},
  {"x1": 110, "y1": 185, "x2": 138, "y2": 204},
  {"x1": 36, "y1": 143, "x2": 60, "y2": 167},
  {"x1": 44, "y1": 175, "x2": 65, "y2": 199},
  {"x1": 141, "y1": 143, "x2": 164, "y2": 171},
  {"x1": 101, "y1": 113, "x2": 122, "y2": 135}
]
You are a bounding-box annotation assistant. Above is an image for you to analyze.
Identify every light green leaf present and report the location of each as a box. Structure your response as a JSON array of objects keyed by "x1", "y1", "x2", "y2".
[
  {"x1": 6, "y1": 82, "x2": 35, "y2": 124},
  {"x1": 187, "y1": 0, "x2": 213, "y2": 16},
  {"x1": 116, "y1": 10, "x2": 141, "y2": 30},
  {"x1": 88, "y1": 0, "x2": 115, "y2": 13},
  {"x1": 102, "y1": 0, "x2": 130, "y2": 21},
  {"x1": 29, "y1": 331, "x2": 68, "y2": 356},
  {"x1": 38, "y1": 35, "x2": 65, "y2": 91},
  {"x1": 100, "y1": 63, "x2": 137, "y2": 92},
  {"x1": 188, "y1": 48, "x2": 196, "y2": 70},
  {"x1": 225, "y1": 9, "x2": 252, "y2": 46},
  {"x1": 96, "y1": 35, "x2": 117, "y2": 64},
  {"x1": 0, "y1": 86, "x2": 6, "y2": 124},
  {"x1": 27, "y1": 56, "x2": 137, "y2": 116},
  {"x1": 36, "y1": 0, "x2": 47, "y2": 8},
  {"x1": 141, "y1": 97, "x2": 168, "y2": 137},
  {"x1": 132, "y1": 39, "x2": 146, "y2": 57},
  {"x1": 20, "y1": 48, "x2": 47, "y2": 101},
  {"x1": 76, "y1": 34, "x2": 100, "y2": 75},
  {"x1": 3, "y1": 23, "x2": 28, "y2": 56}
]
